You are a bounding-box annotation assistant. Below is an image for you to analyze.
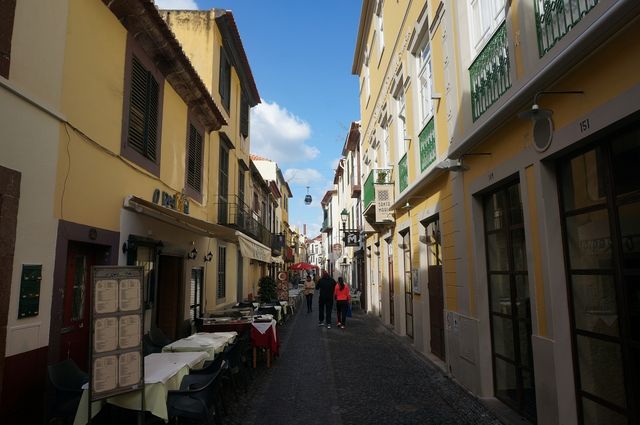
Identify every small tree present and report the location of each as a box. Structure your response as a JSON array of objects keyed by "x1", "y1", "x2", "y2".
[{"x1": 257, "y1": 275, "x2": 277, "y2": 303}]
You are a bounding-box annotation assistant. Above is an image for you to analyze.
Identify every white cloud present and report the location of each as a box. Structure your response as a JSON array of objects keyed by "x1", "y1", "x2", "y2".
[
  {"x1": 251, "y1": 100, "x2": 319, "y2": 165},
  {"x1": 283, "y1": 168, "x2": 324, "y2": 186},
  {"x1": 154, "y1": 0, "x2": 199, "y2": 10}
]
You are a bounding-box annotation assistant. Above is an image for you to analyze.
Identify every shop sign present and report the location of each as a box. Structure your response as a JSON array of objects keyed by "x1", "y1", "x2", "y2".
[
  {"x1": 152, "y1": 189, "x2": 190, "y2": 214},
  {"x1": 332, "y1": 243, "x2": 342, "y2": 257},
  {"x1": 343, "y1": 230, "x2": 360, "y2": 247},
  {"x1": 375, "y1": 184, "x2": 393, "y2": 222}
]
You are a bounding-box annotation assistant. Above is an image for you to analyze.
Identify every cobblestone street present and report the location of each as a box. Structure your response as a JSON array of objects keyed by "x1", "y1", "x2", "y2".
[{"x1": 222, "y1": 305, "x2": 501, "y2": 425}]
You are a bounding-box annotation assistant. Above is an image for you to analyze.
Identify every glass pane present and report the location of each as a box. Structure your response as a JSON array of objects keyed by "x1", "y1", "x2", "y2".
[
  {"x1": 484, "y1": 190, "x2": 507, "y2": 232},
  {"x1": 72, "y1": 255, "x2": 86, "y2": 321},
  {"x1": 626, "y1": 275, "x2": 640, "y2": 341},
  {"x1": 571, "y1": 274, "x2": 619, "y2": 337},
  {"x1": 515, "y1": 275, "x2": 531, "y2": 319},
  {"x1": 577, "y1": 335, "x2": 626, "y2": 408},
  {"x1": 507, "y1": 183, "x2": 523, "y2": 226},
  {"x1": 512, "y1": 228, "x2": 527, "y2": 271},
  {"x1": 582, "y1": 397, "x2": 627, "y2": 425},
  {"x1": 518, "y1": 319, "x2": 533, "y2": 368},
  {"x1": 487, "y1": 232, "x2": 509, "y2": 271},
  {"x1": 521, "y1": 369, "x2": 537, "y2": 420},
  {"x1": 618, "y1": 202, "x2": 640, "y2": 269},
  {"x1": 490, "y1": 274, "x2": 511, "y2": 315},
  {"x1": 561, "y1": 148, "x2": 607, "y2": 211},
  {"x1": 494, "y1": 356, "x2": 518, "y2": 406},
  {"x1": 611, "y1": 127, "x2": 640, "y2": 197},
  {"x1": 566, "y1": 210, "x2": 612, "y2": 270},
  {"x1": 492, "y1": 315, "x2": 515, "y2": 361}
]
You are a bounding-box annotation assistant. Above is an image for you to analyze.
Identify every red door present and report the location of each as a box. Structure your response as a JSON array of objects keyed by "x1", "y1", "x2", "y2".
[{"x1": 60, "y1": 242, "x2": 108, "y2": 371}]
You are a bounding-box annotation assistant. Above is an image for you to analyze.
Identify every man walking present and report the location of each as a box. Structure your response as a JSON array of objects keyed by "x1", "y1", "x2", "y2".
[{"x1": 316, "y1": 270, "x2": 336, "y2": 328}]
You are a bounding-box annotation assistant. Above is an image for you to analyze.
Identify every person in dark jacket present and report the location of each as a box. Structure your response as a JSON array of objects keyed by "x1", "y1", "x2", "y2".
[{"x1": 316, "y1": 270, "x2": 336, "y2": 328}]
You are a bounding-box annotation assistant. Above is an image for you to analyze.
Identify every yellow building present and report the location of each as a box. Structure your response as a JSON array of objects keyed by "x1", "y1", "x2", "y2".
[
  {"x1": 0, "y1": 0, "x2": 273, "y2": 421},
  {"x1": 353, "y1": 1, "x2": 640, "y2": 424}
]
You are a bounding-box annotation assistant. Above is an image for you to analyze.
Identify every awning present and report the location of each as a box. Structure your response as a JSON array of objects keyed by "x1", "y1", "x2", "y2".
[
  {"x1": 271, "y1": 256, "x2": 284, "y2": 264},
  {"x1": 124, "y1": 195, "x2": 237, "y2": 242},
  {"x1": 236, "y1": 231, "x2": 271, "y2": 263}
]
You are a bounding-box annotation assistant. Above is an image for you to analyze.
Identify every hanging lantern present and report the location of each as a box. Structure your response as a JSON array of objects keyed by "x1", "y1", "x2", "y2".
[{"x1": 304, "y1": 186, "x2": 312, "y2": 205}]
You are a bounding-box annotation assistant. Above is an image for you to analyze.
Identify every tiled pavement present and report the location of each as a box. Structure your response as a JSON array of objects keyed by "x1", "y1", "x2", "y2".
[{"x1": 221, "y1": 302, "x2": 502, "y2": 425}]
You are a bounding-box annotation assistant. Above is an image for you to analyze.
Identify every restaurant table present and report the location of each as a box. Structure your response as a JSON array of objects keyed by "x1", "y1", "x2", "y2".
[
  {"x1": 258, "y1": 304, "x2": 283, "y2": 323},
  {"x1": 250, "y1": 319, "x2": 278, "y2": 368},
  {"x1": 73, "y1": 351, "x2": 207, "y2": 425},
  {"x1": 196, "y1": 317, "x2": 252, "y2": 336},
  {"x1": 162, "y1": 331, "x2": 237, "y2": 360}
]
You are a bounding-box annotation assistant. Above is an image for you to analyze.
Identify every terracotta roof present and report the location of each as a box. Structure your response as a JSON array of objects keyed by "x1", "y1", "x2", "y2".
[
  {"x1": 104, "y1": 0, "x2": 226, "y2": 131},
  {"x1": 249, "y1": 154, "x2": 272, "y2": 162}
]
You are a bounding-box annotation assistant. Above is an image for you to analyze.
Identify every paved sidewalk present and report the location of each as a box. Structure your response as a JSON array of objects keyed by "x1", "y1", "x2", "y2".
[{"x1": 222, "y1": 304, "x2": 501, "y2": 425}]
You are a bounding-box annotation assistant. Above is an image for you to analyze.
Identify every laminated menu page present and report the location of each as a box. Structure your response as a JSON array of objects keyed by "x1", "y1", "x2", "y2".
[
  {"x1": 119, "y1": 278, "x2": 141, "y2": 311},
  {"x1": 118, "y1": 351, "x2": 141, "y2": 387},
  {"x1": 95, "y1": 279, "x2": 118, "y2": 313},
  {"x1": 94, "y1": 317, "x2": 118, "y2": 353},
  {"x1": 118, "y1": 315, "x2": 141, "y2": 349},
  {"x1": 93, "y1": 355, "x2": 117, "y2": 393}
]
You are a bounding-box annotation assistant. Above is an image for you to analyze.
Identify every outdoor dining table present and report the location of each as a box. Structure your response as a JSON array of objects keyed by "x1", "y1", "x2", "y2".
[
  {"x1": 73, "y1": 351, "x2": 207, "y2": 425},
  {"x1": 162, "y1": 331, "x2": 237, "y2": 360},
  {"x1": 250, "y1": 317, "x2": 278, "y2": 368}
]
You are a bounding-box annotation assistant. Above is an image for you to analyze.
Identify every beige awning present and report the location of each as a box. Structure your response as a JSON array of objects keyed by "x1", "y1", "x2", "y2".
[
  {"x1": 236, "y1": 231, "x2": 271, "y2": 263},
  {"x1": 124, "y1": 195, "x2": 237, "y2": 243}
]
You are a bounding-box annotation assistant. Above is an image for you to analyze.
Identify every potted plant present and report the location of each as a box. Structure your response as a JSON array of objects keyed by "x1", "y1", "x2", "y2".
[
  {"x1": 376, "y1": 170, "x2": 389, "y2": 184},
  {"x1": 257, "y1": 275, "x2": 277, "y2": 303}
]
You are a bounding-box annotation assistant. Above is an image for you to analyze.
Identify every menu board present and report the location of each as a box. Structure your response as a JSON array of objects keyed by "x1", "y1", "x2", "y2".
[{"x1": 90, "y1": 266, "x2": 144, "y2": 402}]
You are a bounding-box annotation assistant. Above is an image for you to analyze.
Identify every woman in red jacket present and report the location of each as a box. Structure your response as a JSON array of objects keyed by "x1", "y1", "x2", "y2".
[{"x1": 334, "y1": 277, "x2": 351, "y2": 329}]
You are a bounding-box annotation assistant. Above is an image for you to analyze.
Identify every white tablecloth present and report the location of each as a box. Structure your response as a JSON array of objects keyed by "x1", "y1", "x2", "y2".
[
  {"x1": 74, "y1": 351, "x2": 207, "y2": 425},
  {"x1": 162, "y1": 332, "x2": 237, "y2": 360}
]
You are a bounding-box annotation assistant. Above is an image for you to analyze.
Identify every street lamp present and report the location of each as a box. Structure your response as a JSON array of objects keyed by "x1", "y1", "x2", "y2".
[{"x1": 340, "y1": 208, "x2": 349, "y2": 229}]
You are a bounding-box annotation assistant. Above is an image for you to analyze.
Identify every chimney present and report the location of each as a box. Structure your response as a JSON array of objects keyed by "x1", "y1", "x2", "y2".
[{"x1": 303, "y1": 224, "x2": 307, "y2": 235}]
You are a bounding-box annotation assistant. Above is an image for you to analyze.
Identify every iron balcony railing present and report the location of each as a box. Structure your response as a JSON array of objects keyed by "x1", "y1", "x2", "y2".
[
  {"x1": 469, "y1": 22, "x2": 511, "y2": 122},
  {"x1": 217, "y1": 195, "x2": 272, "y2": 247},
  {"x1": 419, "y1": 117, "x2": 436, "y2": 172},
  {"x1": 535, "y1": 0, "x2": 598, "y2": 57},
  {"x1": 271, "y1": 233, "x2": 285, "y2": 255},
  {"x1": 364, "y1": 168, "x2": 393, "y2": 210},
  {"x1": 398, "y1": 154, "x2": 408, "y2": 193}
]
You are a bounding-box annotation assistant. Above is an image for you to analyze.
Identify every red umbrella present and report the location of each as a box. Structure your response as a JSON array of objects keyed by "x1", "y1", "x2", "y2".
[{"x1": 290, "y1": 262, "x2": 316, "y2": 271}]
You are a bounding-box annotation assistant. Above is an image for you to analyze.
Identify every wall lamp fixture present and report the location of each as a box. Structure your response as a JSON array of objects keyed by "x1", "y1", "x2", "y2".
[
  {"x1": 203, "y1": 251, "x2": 213, "y2": 262},
  {"x1": 187, "y1": 247, "x2": 198, "y2": 260}
]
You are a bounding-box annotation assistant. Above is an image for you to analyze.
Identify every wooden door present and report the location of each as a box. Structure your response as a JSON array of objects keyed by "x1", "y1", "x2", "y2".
[
  {"x1": 428, "y1": 265, "x2": 445, "y2": 360},
  {"x1": 60, "y1": 242, "x2": 107, "y2": 371},
  {"x1": 156, "y1": 255, "x2": 183, "y2": 340}
]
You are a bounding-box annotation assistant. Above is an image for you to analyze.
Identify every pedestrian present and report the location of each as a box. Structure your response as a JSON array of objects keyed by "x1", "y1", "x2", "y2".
[
  {"x1": 315, "y1": 270, "x2": 336, "y2": 328},
  {"x1": 334, "y1": 277, "x2": 351, "y2": 329},
  {"x1": 303, "y1": 275, "x2": 315, "y2": 313}
]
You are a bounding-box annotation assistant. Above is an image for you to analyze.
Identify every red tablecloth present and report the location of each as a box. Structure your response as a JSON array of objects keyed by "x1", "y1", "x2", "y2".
[{"x1": 250, "y1": 320, "x2": 278, "y2": 355}]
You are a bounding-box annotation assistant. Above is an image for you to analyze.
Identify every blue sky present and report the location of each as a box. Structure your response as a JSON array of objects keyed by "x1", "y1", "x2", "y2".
[{"x1": 155, "y1": 0, "x2": 362, "y2": 237}]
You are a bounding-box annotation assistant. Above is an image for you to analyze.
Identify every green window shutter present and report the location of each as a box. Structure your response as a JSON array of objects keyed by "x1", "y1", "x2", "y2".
[
  {"x1": 187, "y1": 124, "x2": 203, "y2": 192},
  {"x1": 128, "y1": 56, "x2": 159, "y2": 161},
  {"x1": 219, "y1": 48, "x2": 231, "y2": 111}
]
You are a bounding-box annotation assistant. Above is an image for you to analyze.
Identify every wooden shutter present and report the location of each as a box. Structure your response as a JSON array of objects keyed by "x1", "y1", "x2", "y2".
[
  {"x1": 187, "y1": 123, "x2": 203, "y2": 192},
  {"x1": 128, "y1": 56, "x2": 159, "y2": 161},
  {"x1": 240, "y1": 93, "x2": 249, "y2": 137},
  {"x1": 219, "y1": 48, "x2": 230, "y2": 111}
]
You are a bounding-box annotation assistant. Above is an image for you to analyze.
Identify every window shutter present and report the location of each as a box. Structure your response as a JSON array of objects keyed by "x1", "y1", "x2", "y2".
[
  {"x1": 219, "y1": 48, "x2": 231, "y2": 111},
  {"x1": 240, "y1": 93, "x2": 249, "y2": 137},
  {"x1": 187, "y1": 123, "x2": 203, "y2": 192},
  {"x1": 128, "y1": 56, "x2": 159, "y2": 162}
]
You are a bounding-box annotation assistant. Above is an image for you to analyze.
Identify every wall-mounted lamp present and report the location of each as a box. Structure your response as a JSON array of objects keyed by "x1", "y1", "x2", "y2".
[
  {"x1": 518, "y1": 90, "x2": 584, "y2": 152},
  {"x1": 187, "y1": 247, "x2": 198, "y2": 260},
  {"x1": 203, "y1": 251, "x2": 213, "y2": 262}
]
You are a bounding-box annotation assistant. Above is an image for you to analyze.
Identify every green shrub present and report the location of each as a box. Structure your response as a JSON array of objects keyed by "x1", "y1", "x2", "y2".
[{"x1": 257, "y1": 275, "x2": 277, "y2": 303}]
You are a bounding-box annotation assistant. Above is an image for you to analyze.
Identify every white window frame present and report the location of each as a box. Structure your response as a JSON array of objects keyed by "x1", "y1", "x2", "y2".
[
  {"x1": 416, "y1": 41, "x2": 433, "y2": 132},
  {"x1": 395, "y1": 83, "x2": 407, "y2": 161},
  {"x1": 375, "y1": 0, "x2": 385, "y2": 61},
  {"x1": 468, "y1": 0, "x2": 506, "y2": 55}
]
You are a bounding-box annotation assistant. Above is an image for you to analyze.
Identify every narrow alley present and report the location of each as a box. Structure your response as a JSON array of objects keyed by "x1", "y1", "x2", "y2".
[{"x1": 221, "y1": 306, "x2": 501, "y2": 425}]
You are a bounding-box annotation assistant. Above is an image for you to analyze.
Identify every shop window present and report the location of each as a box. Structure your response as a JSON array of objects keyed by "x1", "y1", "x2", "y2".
[{"x1": 190, "y1": 268, "x2": 203, "y2": 320}]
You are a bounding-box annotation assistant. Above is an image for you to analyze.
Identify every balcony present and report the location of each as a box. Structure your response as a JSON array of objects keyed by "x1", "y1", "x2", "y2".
[
  {"x1": 363, "y1": 168, "x2": 394, "y2": 226},
  {"x1": 364, "y1": 168, "x2": 392, "y2": 211},
  {"x1": 271, "y1": 233, "x2": 285, "y2": 256},
  {"x1": 320, "y1": 217, "x2": 332, "y2": 234},
  {"x1": 535, "y1": 0, "x2": 598, "y2": 57},
  {"x1": 398, "y1": 154, "x2": 408, "y2": 193},
  {"x1": 217, "y1": 195, "x2": 271, "y2": 247},
  {"x1": 419, "y1": 117, "x2": 436, "y2": 172},
  {"x1": 469, "y1": 22, "x2": 511, "y2": 122},
  {"x1": 351, "y1": 182, "x2": 361, "y2": 199}
]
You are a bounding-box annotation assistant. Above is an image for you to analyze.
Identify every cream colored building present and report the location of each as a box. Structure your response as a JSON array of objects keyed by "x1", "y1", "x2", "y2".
[{"x1": 353, "y1": 1, "x2": 640, "y2": 424}]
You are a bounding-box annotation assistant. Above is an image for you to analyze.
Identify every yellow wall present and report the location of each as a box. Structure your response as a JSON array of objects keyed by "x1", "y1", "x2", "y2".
[{"x1": 56, "y1": 0, "x2": 210, "y2": 232}]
